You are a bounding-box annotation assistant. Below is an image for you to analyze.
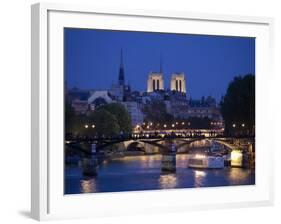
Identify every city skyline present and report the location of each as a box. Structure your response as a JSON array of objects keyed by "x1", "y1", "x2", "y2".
[
  {"x1": 65, "y1": 28, "x2": 255, "y2": 101},
  {"x1": 64, "y1": 28, "x2": 255, "y2": 194}
]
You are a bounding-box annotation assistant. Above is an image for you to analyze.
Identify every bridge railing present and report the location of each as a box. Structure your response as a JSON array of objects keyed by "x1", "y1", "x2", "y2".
[{"x1": 65, "y1": 133, "x2": 255, "y2": 143}]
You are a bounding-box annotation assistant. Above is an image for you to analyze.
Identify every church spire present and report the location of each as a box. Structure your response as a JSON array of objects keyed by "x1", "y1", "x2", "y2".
[
  {"x1": 118, "y1": 49, "x2": 125, "y2": 86},
  {"x1": 120, "y1": 48, "x2": 124, "y2": 68}
]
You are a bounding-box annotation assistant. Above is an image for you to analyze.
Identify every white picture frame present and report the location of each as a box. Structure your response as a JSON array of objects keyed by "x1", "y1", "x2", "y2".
[{"x1": 31, "y1": 2, "x2": 274, "y2": 221}]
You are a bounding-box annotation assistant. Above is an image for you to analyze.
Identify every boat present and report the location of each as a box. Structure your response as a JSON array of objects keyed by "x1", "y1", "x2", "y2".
[
  {"x1": 209, "y1": 141, "x2": 222, "y2": 153},
  {"x1": 188, "y1": 153, "x2": 224, "y2": 169}
]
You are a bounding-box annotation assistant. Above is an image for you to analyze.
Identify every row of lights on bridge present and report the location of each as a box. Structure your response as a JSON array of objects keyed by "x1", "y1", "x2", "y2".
[
  {"x1": 232, "y1": 123, "x2": 245, "y2": 128},
  {"x1": 136, "y1": 122, "x2": 192, "y2": 130},
  {"x1": 210, "y1": 122, "x2": 223, "y2": 125},
  {"x1": 84, "y1": 123, "x2": 244, "y2": 129},
  {"x1": 84, "y1": 124, "x2": 95, "y2": 129}
]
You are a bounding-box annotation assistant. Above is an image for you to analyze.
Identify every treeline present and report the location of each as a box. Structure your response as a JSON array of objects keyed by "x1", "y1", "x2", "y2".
[
  {"x1": 220, "y1": 74, "x2": 255, "y2": 135},
  {"x1": 65, "y1": 102, "x2": 132, "y2": 137}
]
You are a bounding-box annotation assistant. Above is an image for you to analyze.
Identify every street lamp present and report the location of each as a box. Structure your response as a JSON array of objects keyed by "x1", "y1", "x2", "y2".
[
  {"x1": 92, "y1": 124, "x2": 95, "y2": 128},
  {"x1": 84, "y1": 124, "x2": 89, "y2": 128},
  {"x1": 241, "y1": 123, "x2": 245, "y2": 127},
  {"x1": 232, "y1": 124, "x2": 236, "y2": 128},
  {"x1": 172, "y1": 124, "x2": 175, "y2": 128},
  {"x1": 182, "y1": 122, "x2": 185, "y2": 125},
  {"x1": 164, "y1": 124, "x2": 167, "y2": 128}
]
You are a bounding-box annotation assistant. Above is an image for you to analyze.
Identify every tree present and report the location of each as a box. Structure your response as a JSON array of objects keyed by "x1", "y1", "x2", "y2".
[
  {"x1": 65, "y1": 102, "x2": 132, "y2": 137},
  {"x1": 220, "y1": 74, "x2": 255, "y2": 135},
  {"x1": 101, "y1": 103, "x2": 132, "y2": 133},
  {"x1": 65, "y1": 100, "x2": 79, "y2": 135},
  {"x1": 143, "y1": 101, "x2": 173, "y2": 123},
  {"x1": 65, "y1": 100, "x2": 73, "y2": 133},
  {"x1": 85, "y1": 109, "x2": 120, "y2": 136}
]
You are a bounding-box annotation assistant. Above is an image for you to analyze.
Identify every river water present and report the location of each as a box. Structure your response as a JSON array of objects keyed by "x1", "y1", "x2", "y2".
[{"x1": 65, "y1": 154, "x2": 255, "y2": 194}]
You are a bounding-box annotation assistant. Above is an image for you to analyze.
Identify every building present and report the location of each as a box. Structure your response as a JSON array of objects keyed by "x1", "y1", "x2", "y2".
[
  {"x1": 147, "y1": 58, "x2": 165, "y2": 93},
  {"x1": 122, "y1": 101, "x2": 144, "y2": 126},
  {"x1": 109, "y1": 84, "x2": 124, "y2": 101},
  {"x1": 170, "y1": 73, "x2": 186, "y2": 93},
  {"x1": 187, "y1": 97, "x2": 224, "y2": 128},
  {"x1": 167, "y1": 91, "x2": 189, "y2": 118},
  {"x1": 88, "y1": 90, "x2": 113, "y2": 110},
  {"x1": 144, "y1": 90, "x2": 166, "y2": 102},
  {"x1": 71, "y1": 99, "x2": 89, "y2": 114},
  {"x1": 147, "y1": 72, "x2": 164, "y2": 92},
  {"x1": 67, "y1": 87, "x2": 90, "y2": 114},
  {"x1": 66, "y1": 51, "x2": 224, "y2": 130},
  {"x1": 109, "y1": 49, "x2": 131, "y2": 101},
  {"x1": 118, "y1": 49, "x2": 125, "y2": 86}
]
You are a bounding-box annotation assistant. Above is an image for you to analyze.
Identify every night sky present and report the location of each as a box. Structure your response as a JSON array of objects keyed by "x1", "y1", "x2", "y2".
[{"x1": 65, "y1": 28, "x2": 255, "y2": 101}]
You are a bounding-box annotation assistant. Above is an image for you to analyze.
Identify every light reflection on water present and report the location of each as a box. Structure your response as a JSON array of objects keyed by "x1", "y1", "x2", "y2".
[
  {"x1": 194, "y1": 170, "x2": 207, "y2": 187},
  {"x1": 228, "y1": 167, "x2": 251, "y2": 184},
  {"x1": 176, "y1": 154, "x2": 189, "y2": 168},
  {"x1": 66, "y1": 154, "x2": 255, "y2": 194},
  {"x1": 159, "y1": 174, "x2": 177, "y2": 189},
  {"x1": 80, "y1": 178, "x2": 98, "y2": 193},
  {"x1": 139, "y1": 155, "x2": 162, "y2": 169}
]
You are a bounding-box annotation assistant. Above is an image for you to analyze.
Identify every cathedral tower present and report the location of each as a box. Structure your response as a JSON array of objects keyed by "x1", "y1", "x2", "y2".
[
  {"x1": 170, "y1": 73, "x2": 186, "y2": 93},
  {"x1": 147, "y1": 57, "x2": 164, "y2": 92},
  {"x1": 147, "y1": 73, "x2": 164, "y2": 92}
]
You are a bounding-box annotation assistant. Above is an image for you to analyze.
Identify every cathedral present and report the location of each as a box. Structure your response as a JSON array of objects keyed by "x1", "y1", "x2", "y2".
[
  {"x1": 68, "y1": 49, "x2": 223, "y2": 128},
  {"x1": 146, "y1": 64, "x2": 186, "y2": 94}
]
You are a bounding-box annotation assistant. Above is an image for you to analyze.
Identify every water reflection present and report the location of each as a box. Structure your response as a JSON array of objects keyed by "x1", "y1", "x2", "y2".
[
  {"x1": 112, "y1": 155, "x2": 162, "y2": 169},
  {"x1": 65, "y1": 153, "x2": 255, "y2": 194},
  {"x1": 228, "y1": 168, "x2": 251, "y2": 184},
  {"x1": 139, "y1": 155, "x2": 162, "y2": 169},
  {"x1": 80, "y1": 178, "x2": 97, "y2": 193},
  {"x1": 176, "y1": 154, "x2": 189, "y2": 168},
  {"x1": 194, "y1": 170, "x2": 207, "y2": 187},
  {"x1": 159, "y1": 174, "x2": 178, "y2": 189}
]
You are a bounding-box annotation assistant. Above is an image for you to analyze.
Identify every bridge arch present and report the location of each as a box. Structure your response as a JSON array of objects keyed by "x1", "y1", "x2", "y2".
[
  {"x1": 126, "y1": 141, "x2": 146, "y2": 152},
  {"x1": 212, "y1": 139, "x2": 240, "y2": 151},
  {"x1": 96, "y1": 139, "x2": 169, "y2": 153},
  {"x1": 176, "y1": 138, "x2": 207, "y2": 152}
]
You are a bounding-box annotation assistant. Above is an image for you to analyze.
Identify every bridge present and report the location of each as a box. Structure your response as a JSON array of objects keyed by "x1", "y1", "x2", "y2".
[
  {"x1": 65, "y1": 135, "x2": 255, "y2": 176},
  {"x1": 66, "y1": 135, "x2": 254, "y2": 156}
]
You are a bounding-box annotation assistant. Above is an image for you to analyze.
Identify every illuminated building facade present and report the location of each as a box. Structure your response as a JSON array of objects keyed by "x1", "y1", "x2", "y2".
[
  {"x1": 147, "y1": 73, "x2": 164, "y2": 92},
  {"x1": 122, "y1": 101, "x2": 144, "y2": 126},
  {"x1": 170, "y1": 73, "x2": 186, "y2": 93}
]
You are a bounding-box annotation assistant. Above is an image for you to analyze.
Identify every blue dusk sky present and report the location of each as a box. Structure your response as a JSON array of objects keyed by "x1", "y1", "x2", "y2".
[{"x1": 65, "y1": 28, "x2": 255, "y2": 101}]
